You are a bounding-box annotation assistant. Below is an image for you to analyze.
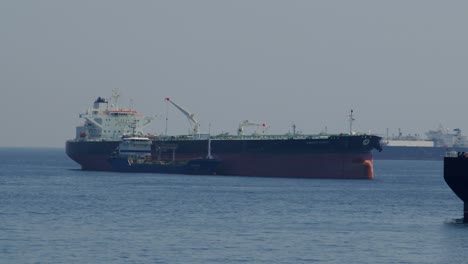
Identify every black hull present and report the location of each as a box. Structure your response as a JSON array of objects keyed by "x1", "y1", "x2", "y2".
[
  {"x1": 444, "y1": 155, "x2": 468, "y2": 222},
  {"x1": 66, "y1": 134, "x2": 382, "y2": 179}
]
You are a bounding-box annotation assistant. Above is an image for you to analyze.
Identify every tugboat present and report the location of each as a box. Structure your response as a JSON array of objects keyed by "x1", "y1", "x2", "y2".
[
  {"x1": 443, "y1": 151, "x2": 468, "y2": 222},
  {"x1": 109, "y1": 136, "x2": 222, "y2": 175}
]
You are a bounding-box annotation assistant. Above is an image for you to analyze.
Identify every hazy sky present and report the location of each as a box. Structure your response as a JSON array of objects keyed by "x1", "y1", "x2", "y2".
[{"x1": 1, "y1": 1, "x2": 467, "y2": 147}]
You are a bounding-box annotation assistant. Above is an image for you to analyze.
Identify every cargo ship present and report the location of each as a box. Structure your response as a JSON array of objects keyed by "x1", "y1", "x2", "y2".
[
  {"x1": 373, "y1": 127, "x2": 468, "y2": 160},
  {"x1": 108, "y1": 136, "x2": 222, "y2": 175},
  {"x1": 444, "y1": 151, "x2": 468, "y2": 222},
  {"x1": 65, "y1": 91, "x2": 383, "y2": 179}
]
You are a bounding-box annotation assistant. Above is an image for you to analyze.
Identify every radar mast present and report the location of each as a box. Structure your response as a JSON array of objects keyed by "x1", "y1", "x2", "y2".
[{"x1": 349, "y1": 109, "x2": 355, "y2": 135}]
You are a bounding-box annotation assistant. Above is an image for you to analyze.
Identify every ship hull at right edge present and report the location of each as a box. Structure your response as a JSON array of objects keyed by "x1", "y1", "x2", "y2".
[
  {"x1": 444, "y1": 156, "x2": 468, "y2": 202},
  {"x1": 444, "y1": 155, "x2": 468, "y2": 222}
]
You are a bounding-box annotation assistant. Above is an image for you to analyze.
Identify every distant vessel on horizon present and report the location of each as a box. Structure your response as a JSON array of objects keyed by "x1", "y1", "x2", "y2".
[{"x1": 374, "y1": 126, "x2": 468, "y2": 160}]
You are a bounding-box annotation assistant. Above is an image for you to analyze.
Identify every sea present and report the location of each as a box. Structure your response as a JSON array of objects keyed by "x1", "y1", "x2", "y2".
[{"x1": 1, "y1": 148, "x2": 467, "y2": 264}]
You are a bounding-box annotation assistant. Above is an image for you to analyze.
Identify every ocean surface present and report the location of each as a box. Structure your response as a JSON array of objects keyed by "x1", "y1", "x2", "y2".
[{"x1": 1, "y1": 148, "x2": 467, "y2": 264}]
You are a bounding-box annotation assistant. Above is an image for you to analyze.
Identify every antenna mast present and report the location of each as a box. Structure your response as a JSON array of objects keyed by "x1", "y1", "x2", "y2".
[
  {"x1": 165, "y1": 100, "x2": 169, "y2": 137},
  {"x1": 112, "y1": 89, "x2": 120, "y2": 110},
  {"x1": 348, "y1": 109, "x2": 355, "y2": 135},
  {"x1": 207, "y1": 123, "x2": 212, "y2": 159}
]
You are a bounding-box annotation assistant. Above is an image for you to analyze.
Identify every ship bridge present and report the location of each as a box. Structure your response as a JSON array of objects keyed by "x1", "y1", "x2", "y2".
[{"x1": 74, "y1": 90, "x2": 153, "y2": 141}]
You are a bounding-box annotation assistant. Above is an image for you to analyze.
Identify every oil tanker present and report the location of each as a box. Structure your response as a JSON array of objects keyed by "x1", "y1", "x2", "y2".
[
  {"x1": 65, "y1": 91, "x2": 383, "y2": 179},
  {"x1": 373, "y1": 127, "x2": 468, "y2": 160}
]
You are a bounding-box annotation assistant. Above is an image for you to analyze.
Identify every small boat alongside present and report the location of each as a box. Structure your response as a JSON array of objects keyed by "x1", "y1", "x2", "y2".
[{"x1": 108, "y1": 136, "x2": 222, "y2": 175}]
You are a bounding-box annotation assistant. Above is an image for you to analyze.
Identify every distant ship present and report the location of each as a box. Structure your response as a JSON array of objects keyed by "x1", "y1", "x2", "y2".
[
  {"x1": 373, "y1": 127, "x2": 468, "y2": 160},
  {"x1": 65, "y1": 90, "x2": 383, "y2": 179},
  {"x1": 444, "y1": 151, "x2": 468, "y2": 222}
]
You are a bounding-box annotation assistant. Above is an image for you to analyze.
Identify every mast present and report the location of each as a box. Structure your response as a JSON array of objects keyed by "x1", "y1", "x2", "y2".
[
  {"x1": 111, "y1": 89, "x2": 120, "y2": 110},
  {"x1": 207, "y1": 123, "x2": 212, "y2": 159},
  {"x1": 207, "y1": 137, "x2": 213, "y2": 159},
  {"x1": 348, "y1": 109, "x2": 355, "y2": 135}
]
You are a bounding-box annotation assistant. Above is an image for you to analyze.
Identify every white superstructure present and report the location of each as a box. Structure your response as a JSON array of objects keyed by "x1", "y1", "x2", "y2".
[
  {"x1": 117, "y1": 137, "x2": 152, "y2": 157},
  {"x1": 74, "y1": 91, "x2": 153, "y2": 141}
]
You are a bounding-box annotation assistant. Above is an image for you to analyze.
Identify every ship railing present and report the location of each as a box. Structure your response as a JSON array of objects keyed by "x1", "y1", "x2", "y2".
[
  {"x1": 149, "y1": 134, "x2": 334, "y2": 141},
  {"x1": 70, "y1": 132, "x2": 375, "y2": 142},
  {"x1": 68, "y1": 137, "x2": 123, "y2": 142}
]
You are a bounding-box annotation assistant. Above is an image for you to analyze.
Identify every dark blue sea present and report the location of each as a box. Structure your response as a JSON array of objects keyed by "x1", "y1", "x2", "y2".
[{"x1": 1, "y1": 148, "x2": 467, "y2": 263}]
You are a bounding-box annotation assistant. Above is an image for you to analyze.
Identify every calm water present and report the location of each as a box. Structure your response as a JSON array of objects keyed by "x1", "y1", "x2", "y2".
[{"x1": 1, "y1": 148, "x2": 467, "y2": 263}]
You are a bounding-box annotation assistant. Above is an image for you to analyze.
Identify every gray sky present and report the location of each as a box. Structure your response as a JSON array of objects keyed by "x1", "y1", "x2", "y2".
[{"x1": 1, "y1": 1, "x2": 467, "y2": 147}]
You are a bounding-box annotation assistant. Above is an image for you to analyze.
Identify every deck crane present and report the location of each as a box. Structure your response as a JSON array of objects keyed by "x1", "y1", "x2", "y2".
[
  {"x1": 165, "y1": 97, "x2": 200, "y2": 136},
  {"x1": 237, "y1": 120, "x2": 267, "y2": 136}
]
